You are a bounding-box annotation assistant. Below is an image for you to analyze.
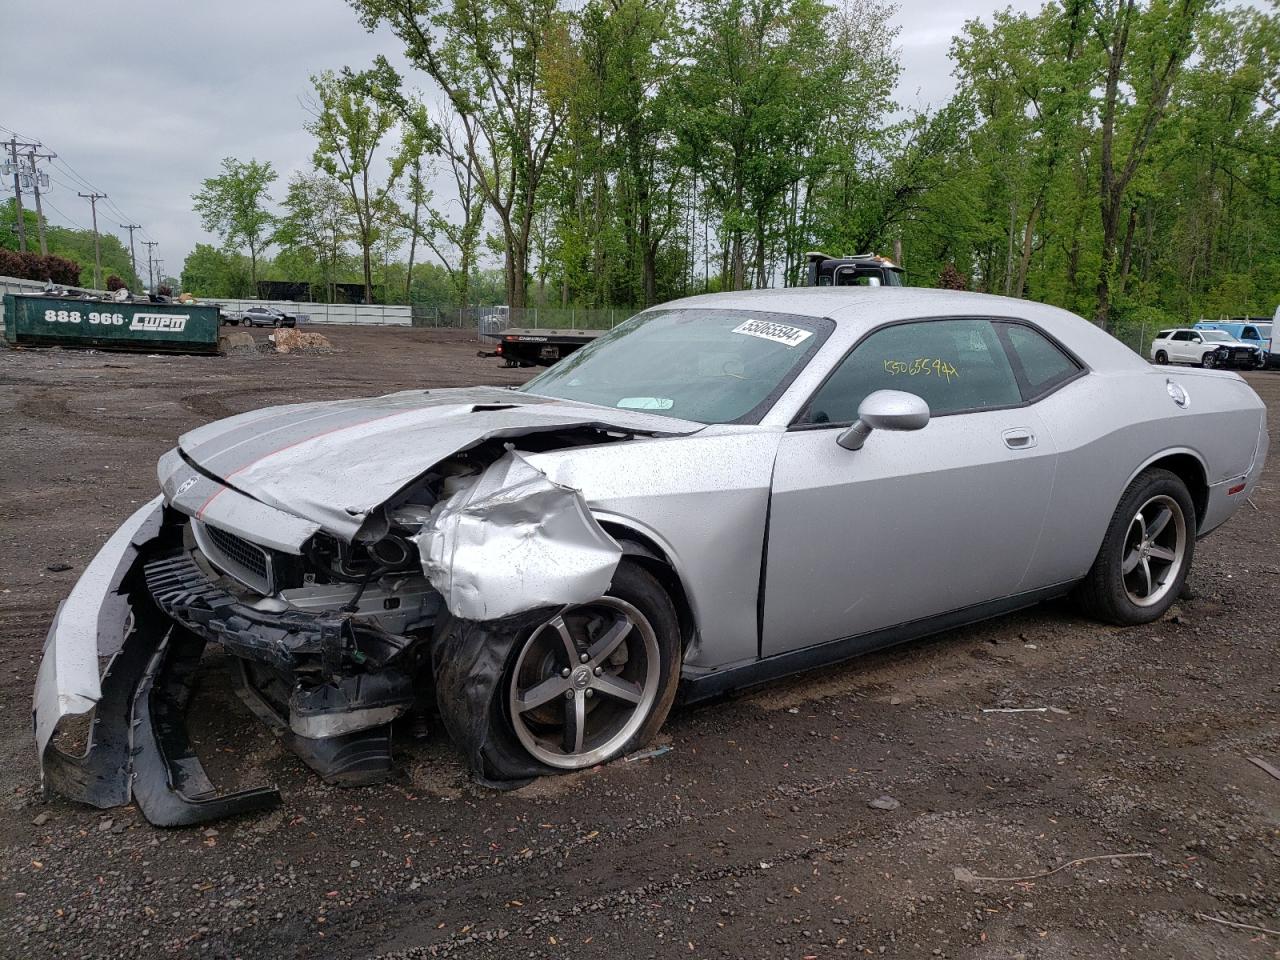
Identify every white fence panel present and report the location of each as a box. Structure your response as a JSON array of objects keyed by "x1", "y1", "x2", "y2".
[{"x1": 216, "y1": 299, "x2": 413, "y2": 326}]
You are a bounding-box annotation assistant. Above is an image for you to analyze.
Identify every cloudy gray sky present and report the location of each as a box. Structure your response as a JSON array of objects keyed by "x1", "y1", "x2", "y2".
[{"x1": 1, "y1": 0, "x2": 1040, "y2": 277}]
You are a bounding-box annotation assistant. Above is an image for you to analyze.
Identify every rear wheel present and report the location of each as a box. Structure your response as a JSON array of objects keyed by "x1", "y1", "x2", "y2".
[
  {"x1": 1153, "y1": 350, "x2": 1168, "y2": 364},
  {"x1": 1077, "y1": 468, "x2": 1195, "y2": 625},
  {"x1": 504, "y1": 562, "x2": 681, "y2": 770}
]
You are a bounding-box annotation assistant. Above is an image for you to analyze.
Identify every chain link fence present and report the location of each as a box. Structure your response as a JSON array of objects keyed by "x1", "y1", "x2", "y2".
[{"x1": 421, "y1": 305, "x2": 644, "y2": 340}]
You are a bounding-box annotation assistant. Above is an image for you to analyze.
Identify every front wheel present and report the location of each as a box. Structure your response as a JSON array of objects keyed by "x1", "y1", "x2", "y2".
[
  {"x1": 1200, "y1": 352, "x2": 1217, "y2": 368},
  {"x1": 1076, "y1": 468, "x2": 1195, "y2": 625},
  {"x1": 504, "y1": 562, "x2": 681, "y2": 771}
]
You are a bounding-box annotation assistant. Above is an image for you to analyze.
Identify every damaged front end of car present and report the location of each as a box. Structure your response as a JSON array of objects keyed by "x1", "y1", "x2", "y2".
[{"x1": 34, "y1": 391, "x2": 688, "y2": 825}]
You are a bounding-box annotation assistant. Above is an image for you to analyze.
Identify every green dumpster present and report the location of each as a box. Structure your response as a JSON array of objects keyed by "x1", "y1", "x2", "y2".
[{"x1": 2, "y1": 294, "x2": 221, "y2": 354}]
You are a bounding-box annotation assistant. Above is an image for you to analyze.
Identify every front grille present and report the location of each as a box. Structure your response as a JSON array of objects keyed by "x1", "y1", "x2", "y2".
[
  {"x1": 192, "y1": 520, "x2": 274, "y2": 594},
  {"x1": 207, "y1": 526, "x2": 268, "y2": 580}
]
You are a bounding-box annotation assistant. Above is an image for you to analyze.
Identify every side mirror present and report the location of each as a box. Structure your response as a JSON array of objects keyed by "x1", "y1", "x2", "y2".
[{"x1": 837, "y1": 390, "x2": 930, "y2": 451}]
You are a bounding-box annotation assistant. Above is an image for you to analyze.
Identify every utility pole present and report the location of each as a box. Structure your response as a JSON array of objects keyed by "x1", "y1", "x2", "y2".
[
  {"x1": 142, "y1": 240, "x2": 158, "y2": 291},
  {"x1": 78, "y1": 192, "x2": 107, "y2": 288},
  {"x1": 119, "y1": 223, "x2": 141, "y2": 280},
  {"x1": 5, "y1": 138, "x2": 41, "y2": 253},
  {"x1": 22, "y1": 147, "x2": 56, "y2": 256},
  {"x1": 153, "y1": 260, "x2": 165, "y2": 292}
]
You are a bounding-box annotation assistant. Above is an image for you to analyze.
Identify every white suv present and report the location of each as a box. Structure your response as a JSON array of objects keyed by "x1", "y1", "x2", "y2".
[{"x1": 1150, "y1": 328, "x2": 1264, "y2": 369}]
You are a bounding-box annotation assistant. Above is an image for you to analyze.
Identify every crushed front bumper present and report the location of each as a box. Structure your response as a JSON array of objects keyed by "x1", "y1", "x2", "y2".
[
  {"x1": 33, "y1": 498, "x2": 430, "y2": 825},
  {"x1": 32, "y1": 498, "x2": 282, "y2": 826}
]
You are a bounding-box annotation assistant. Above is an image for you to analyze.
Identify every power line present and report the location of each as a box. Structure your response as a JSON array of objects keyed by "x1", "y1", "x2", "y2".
[
  {"x1": 119, "y1": 223, "x2": 141, "y2": 277},
  {"x1": 77, "y1": 191, "x2": 108, "y2": 288},
  {"x1": 4, "y1": 122, "x2": 159, "y2": 254},
  {"x1": 38, "y1": 196, "x2": 88, "y2": 231},
  {"x1": 142, "y1": 240, "x2": 159, "y2": 291}
]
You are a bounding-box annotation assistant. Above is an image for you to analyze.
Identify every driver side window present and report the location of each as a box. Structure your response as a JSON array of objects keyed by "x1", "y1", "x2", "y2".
[{"x1": 800, "y1": 318, "x2": 1021, "y2": 424}]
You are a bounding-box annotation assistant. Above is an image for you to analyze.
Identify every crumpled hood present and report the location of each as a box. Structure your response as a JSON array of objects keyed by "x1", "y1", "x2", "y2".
[{"x1": 176, "y1": 386, "x2": 702, "y2": 539}]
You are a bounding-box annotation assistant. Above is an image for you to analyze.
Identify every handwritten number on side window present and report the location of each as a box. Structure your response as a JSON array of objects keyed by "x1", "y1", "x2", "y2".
[{"x1": 883, "y1": 358, "x2": 959, "y2": 382}]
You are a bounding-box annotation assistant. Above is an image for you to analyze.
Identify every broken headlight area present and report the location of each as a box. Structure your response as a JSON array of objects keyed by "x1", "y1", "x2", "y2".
[{"x1": 152, "y1": 514, "x2": 446, "y2": 779}]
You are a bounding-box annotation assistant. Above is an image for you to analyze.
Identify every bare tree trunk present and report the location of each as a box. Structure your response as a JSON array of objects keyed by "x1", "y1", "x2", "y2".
[
  {"x1": 1003, "y1": 199, "x2": 1017, "y2": 297},
  {"x1": 1117, "y1": 205, "x2": 1138, "y2": 296},
  {"x1": 755, "y1": 214, "x2": 768, "y2": 289},
  {"x1": 1013, "y1": 197, "x2": 1042, "y2": 299}
]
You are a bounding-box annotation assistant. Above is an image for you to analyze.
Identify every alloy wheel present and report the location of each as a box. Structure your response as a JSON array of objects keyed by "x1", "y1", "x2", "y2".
[
  {"x1": 508, "y1": 596, "x2": 660, "y2": 769},
  {"x1": 1121, "y1": 494, "x2": 1187, "y2": 608}
]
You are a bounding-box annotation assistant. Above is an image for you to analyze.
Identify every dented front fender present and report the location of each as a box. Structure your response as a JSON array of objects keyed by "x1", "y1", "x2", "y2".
[{"x1": 414, "y1": 451, "x2": 623, "y2": 621}]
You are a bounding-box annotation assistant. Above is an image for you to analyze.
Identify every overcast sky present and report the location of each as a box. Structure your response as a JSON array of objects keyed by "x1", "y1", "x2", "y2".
[{"x1": 1, "y1": 0, "x2": 1041, "y2": 278}]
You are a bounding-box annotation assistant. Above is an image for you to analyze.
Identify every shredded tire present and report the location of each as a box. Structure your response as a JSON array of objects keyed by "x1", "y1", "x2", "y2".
[{"x1": 432, "y1": 560, "x2": 683, "y2": 786}]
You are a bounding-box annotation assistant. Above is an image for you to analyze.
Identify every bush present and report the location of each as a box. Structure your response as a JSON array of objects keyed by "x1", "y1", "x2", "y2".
[
  {"x1": 937, "y1": 263, "x2": 969, "y2": 290},
  {"x1": 106, "y1": 275, "x2": 125, "y2": 291},
  {"x1": 0, "y1": 250, "x2": 82, "y2": 285},
  {"x1": 43, "y1": 255, "x2": 82, "y2": 286},
  {"x1": 0, "y1": 248, "x2": 22, "y2": 278}
]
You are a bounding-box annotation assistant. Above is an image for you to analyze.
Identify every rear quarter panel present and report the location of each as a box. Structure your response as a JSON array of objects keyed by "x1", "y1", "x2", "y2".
[{"x1": 1028, "y1": 367, "x2": 1265, "y2": 587}]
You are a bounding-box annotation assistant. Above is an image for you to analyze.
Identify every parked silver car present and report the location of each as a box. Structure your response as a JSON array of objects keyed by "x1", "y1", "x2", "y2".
[{"x1": 35, "y1": 288, "x2": 1268, "y2": 824}]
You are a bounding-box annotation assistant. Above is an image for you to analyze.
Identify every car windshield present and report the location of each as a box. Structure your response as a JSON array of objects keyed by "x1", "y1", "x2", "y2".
[
  {"x1": 520, "y1": 308, "x2": 832, "y2": 424},
  {"x1": 1200, "y1": 330, "x2": 1234, "y2": 342}
]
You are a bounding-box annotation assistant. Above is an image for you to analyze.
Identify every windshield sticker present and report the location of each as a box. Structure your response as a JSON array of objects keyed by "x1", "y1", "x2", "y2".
[
  {"x1": 731, "y1": 319, "x2": 813, "y2": 347},
  {"x1": 617, "y1": 397, "x2": 675, "y2": 410},
  {"x1": 883, "y1": 357, "x2": 960, "y2": 382}
]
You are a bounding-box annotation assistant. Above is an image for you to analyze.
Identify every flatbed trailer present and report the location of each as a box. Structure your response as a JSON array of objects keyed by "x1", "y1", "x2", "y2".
[{"x1": 480, "y1": 327, "x2": 604, "y2": 367}]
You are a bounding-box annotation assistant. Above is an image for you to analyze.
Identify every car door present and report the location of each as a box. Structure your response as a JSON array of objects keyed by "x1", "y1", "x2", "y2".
[
  {"x1": 761, "y1": 317, "x2": 1059, "y2": 656},
  {"x1": 1184, "y1": 331, "x2": 1205, "y2": 363}
]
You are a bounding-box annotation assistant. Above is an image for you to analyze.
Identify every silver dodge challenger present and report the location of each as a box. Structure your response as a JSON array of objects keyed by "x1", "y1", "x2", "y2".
[{"x1": 35, "y1": 288, "x2": 1268, "y2": 824}]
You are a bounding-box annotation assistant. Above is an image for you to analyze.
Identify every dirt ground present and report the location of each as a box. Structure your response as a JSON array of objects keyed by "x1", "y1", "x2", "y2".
[{"x1": 0, "y1": 325, "x2": 1276, "y2": 960}]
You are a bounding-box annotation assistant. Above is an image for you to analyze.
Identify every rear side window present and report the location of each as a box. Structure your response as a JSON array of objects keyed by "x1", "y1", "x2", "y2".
[
  {"x1": 800, "y1": 318, "x2": 1021, "y2": 423},
  {"x1": 1155, "y1": 330, "x2": 1172, "y2": 340},
  {"x1": 996, "y1": 323, "x2": 1082, "y2": 401}
]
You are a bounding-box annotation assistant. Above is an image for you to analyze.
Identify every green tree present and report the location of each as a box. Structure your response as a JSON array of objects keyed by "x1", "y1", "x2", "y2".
[
  {"x1": 180, "y1": 242, "x2": 254, "y2": 297},
  {"x1": 192, "y1": 157, "x2": 277, "y2": 287},
  {"x1": 275, "y1": 171, "x2": 356, "y2": 301},
  {"x1": 306, "y1": 69, "x2": 401, "y2": 304},
  {"x1": 1092, "y1": 0, "x2": 1210, "y2": 329},
  {"x1": 421, "y1": 123, "x2": 487, "y2": 310},
  {"x1": 352, "y1": 0, "x2": 574, "y2": 309}
]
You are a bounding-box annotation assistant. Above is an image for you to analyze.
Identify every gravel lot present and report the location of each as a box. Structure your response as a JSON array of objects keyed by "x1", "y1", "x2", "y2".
[{"x1": 1, "y1": 326, "x2": 1277, "y2": 960}]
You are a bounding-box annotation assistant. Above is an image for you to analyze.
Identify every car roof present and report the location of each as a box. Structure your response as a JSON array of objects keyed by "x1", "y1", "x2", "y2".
[{"x1": 657, "y1": 287, "x2": 1147, "y2": 373}]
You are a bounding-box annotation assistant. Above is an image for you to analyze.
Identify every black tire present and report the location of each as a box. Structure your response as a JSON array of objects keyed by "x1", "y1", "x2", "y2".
[
  {"x1": 1076, "y1": 468, "x2": 1196, "y2": 625},
  {"x1": 1153, "y1": 350, "x2": 1168, "y2": 364},
  {"x1": 1200, "y1": 352, "x2": 1216, "y2": 368},
  {"x1": 450, "y1": 563, "x2": 686, "y2": 783}
]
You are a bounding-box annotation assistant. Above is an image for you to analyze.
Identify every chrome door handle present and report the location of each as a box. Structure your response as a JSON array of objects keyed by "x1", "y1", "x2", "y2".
[{"x1": 1002, "y1": 428, "x2": 1037, "y2": 450}]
